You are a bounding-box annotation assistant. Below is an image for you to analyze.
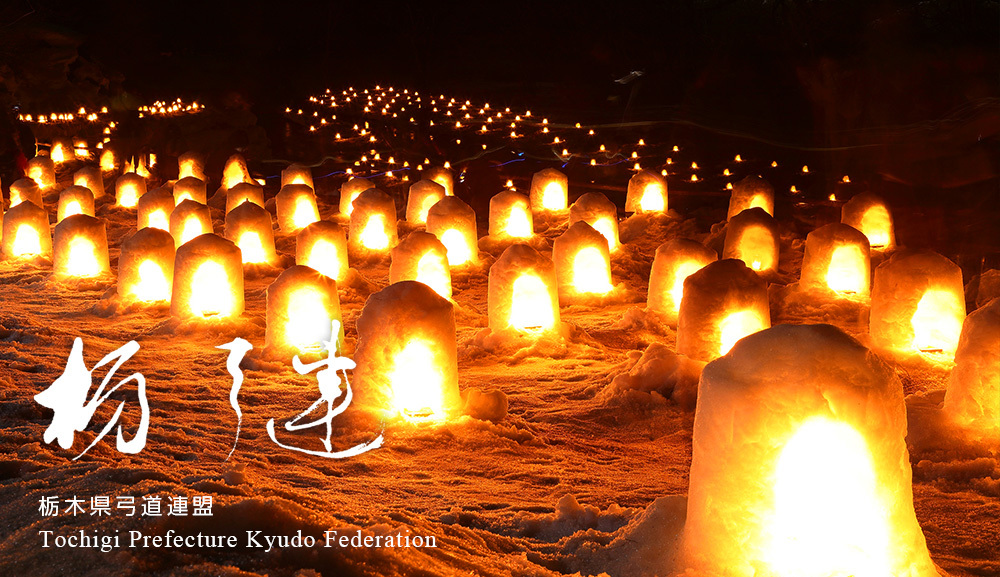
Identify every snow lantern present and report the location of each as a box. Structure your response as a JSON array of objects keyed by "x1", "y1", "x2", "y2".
[
  {"x1": 488, "y1": 190, "x2": 533, "y2": 239},
  {"x1": 73, "y1": 167, "x2": 105, "y2": 198},
  {"x1": 276, "y1": 183, "x2": 320, "y2": 233},
  {"x1": 424, "y1": 166, "x2": 454, "y2": 196},
  {"x1": 800, "y1": 223, "x2": 871, "y2": 298},
  {"x1": 530, "y1": 168, "x2": 568, "y2": 214},
  {"x1": 722, "y1": 207, "x2": 779, "y2": 276},
  {"x1": 390, "y1": 231, "x2": 452, "y2": 300},
  {"x1": 9, "y1": 178, "x2": 43, "y2": 208},
  {"x1": 296, "y1": 221, "x2": 349, "y2": 282},
  {"x1": 178, "y1": 151, "x2": 206, "y2": 181},
  {"x1": 944, "y1": 298, "x2": 1000, "y2": 439},
  {"x1": 169, "y1": 199, "x2": 213, "y2": 248},
  {"x1": 677, "y1": 259, "x2": 770, "y2": 362},
  {"x1": 52, "y1": 215, "x2": 109, "y2": 278},
  {"x1": 349, "y1": 188, "x2": 398, "y2": 253},
  {"x1": 49, "y1": 139, "x2": 69, "y2": 163},
  {"x1": 354, "y1": 280, "x2": 461, "y2": 419},
  {"x1": 281, "y1": 163, "x2": 314, "y2": 190},
  {"x1": 727, "y1": 174, "x2": 774, "y2": 220},
  {"x1": 173, "y1": 176, "x2": 207, "y2": 205},
  {"x1": 225, "y1": 182, "x2": 265, "y2": 214},
  {"x1": 842, "y1": 192, "x2": 896, "y2": 251},
  {"x1": 27, "y1": 156, "x2": 55, "y2": 189},
  {"x1": 137, "y1": 187, "x2": 176, "y2": 231},
  {"x1": 2, "y1": 201, "x2": 51, "y2": 259},
  {"x1": 426, "y1": 196, "x2": 478, "y2": 266},
  {"x1": 570, "y1": 192, "x2": 619, "y2": 252},
  {"x1": 225, "y1": 201, "x2": 276, "y2": 264},
  {"x1": 99, "y1": 149, "x2": 116, "y2": 172},
  {"x1": 115, "y1": 173, "x2": 146, "y2": 208},
  {"x1": 625, "y1": 170, "x2": 667, "y2": 214},
  {"x1": 647, "y1": 239, "x2": 718, "y2": 326},
  {"x1": 222, "y1": 153, "x2": 252, "y2": 190},
  {"x1": 170, "y1": 233, "x2": 244, "y2": 320},
  {"x1": 871, "y1": 250, "x2": 966, "y2": 359},
  {"x1": 552, "y1": 221, "x2": 613, "y2": 298},
  {"x1": 118, "y1": 227, "x2": 175, "y2": 303},
  {"x1": 405, "y1": 179, "x2": 446, "y2": 224},
  {"x1": 57, "y1": 185, "x2": 95, "y2": 222},
  {"x1": 265, "y1": 265, "x2": 342, "y2": 353},
  {"x1": 489, "y1": 243, "x2": 560, "y2": 333},
  {"x1": 339, "y1": 177, "x2": 373, "y2": 216}
]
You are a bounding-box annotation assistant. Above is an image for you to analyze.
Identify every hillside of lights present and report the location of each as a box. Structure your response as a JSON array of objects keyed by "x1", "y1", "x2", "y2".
[{"x1": 0, "y1": 83, "x2": 997, "y2": 577}]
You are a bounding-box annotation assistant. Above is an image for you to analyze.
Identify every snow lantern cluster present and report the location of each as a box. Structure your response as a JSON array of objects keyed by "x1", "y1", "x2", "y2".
[
  {"x1": 281, "y1": 163, "x2": 314, "y2": 190},
  {"x1": 552, "y1": 221, "x2": 613, "y2": 298},
  {"x1": 426, "y1": 196, "x2": 478, "y2": 266},
  {"x1": 842, "y1": 192, "x2": 896, "y2": 251},
  {"x1": 178, "y1": 152, "x2": 206, "y2": 181},
  {"x1": 169, "y1": 199, "x2": 212, "y2": 248},
  {"x1": 349, "y1": 188, "x2": 398, "y2": 254},
  {"x1": 944, "y1": 298, "x2": 1000, "y2": 439},
  {"x1": 266, "y1": 265, "x2": 342, "y2": 353},
  {"x1": 488, "y1": 190, "x2": 533, "y2": 239},
  {"x1": 115, "y1": 172, "x2": 146, "y2": 208},
  {"x1": 800, "y1": 223, "x2": 871, "y2": 298},
  {"x1": 340, "y1": 177, "x2": 373, "y2": 216},
  {"x1": 722, "y1": 207, "x2": 779, "y2": 276},
  {"x1": 225, "y1": 201, "x2": 276, "y2": 264},
  {"x1": 118, "y1": 227, "x2": 175, "y2": 303},
  {"x1": 170, "y1": 234, "x2": 244, "y2": 320},
  {"x1": 647, "y1": 239, "x2": 718, "y2": 326},
  {"x1": 529, "y1": 168, "x2": 568, "y2": 214},
  {"x1": 53, "y1": 215, "x2": 109, "y2": 278},
  {"x1": 296, "y1": 221, "x2": 349, "y2": 282},
  {"x1": 57, "y1": 185, "x2": 95, "y2": 222},
  {"x1": 173, "y1": 176, "x2": 207, "y2": 205},
  {"x1": 27, "y1": 156, "x2": 56, "y2": 189},
  {"x1": 9, "y1": 178, "x2": 42, "y2": 209},
  {"x1": 225, "y1": 182, "x2": 265, "y2": 214},
  {"x1": 727, "y1": 174, "x2": 774, "y2": 219},
  {"x1": 424, "y1": 166, "x2": 454, "y2": 197},
  {"x1": 73, "y1": 167, "x2": 105, "y2": 198},
  {"x1": 137, "y1": 187, "x2": 175, "y2": 231},
  {"x1": 681, "y1": 324, "x2": 939, "y2": 577},
  {"x1": 276, "y1": 183, "x2": 320, "y2": 233},
  {"x1": 625, "y1": 170, "x2": 667, "y2": 214},
  {"x1": 569, "y1": 192, "x2": 619, "y2": 252},
  {"x1": 405, "y1": 179, "x2": 446, "y2": 224},
  {"x1": 488, "y1": 244, "x2": 560, "y2": 334},
  {"x1": 390, "y1": 231, "x2": 452, "y2": 300},
  {"x1": 2, "y1": 200, "x2": 51, "y2": 259}
]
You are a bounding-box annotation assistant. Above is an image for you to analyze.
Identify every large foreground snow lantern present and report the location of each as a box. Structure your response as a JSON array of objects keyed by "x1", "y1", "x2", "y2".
[
  {"x1": 57, "y1": 186, "x2": 95, "y2": 222},
  {"x1": 169, "y1": 199, "x2": 213, "y2": 248},
  {"x1": 426, "y1": 196, "x2": 478, "y2": 266},
  {"x1": 118, "y1": 227, "x2": 174, "y2": 303},
  {"x1": 137, "y1": 187, "x2": 176, "y2": 231},
  {"x1": 569, "y1": 192, "x2": 619, "y2": 252},
  {"x1": 296, "y1": 221, "x2": 348, "y2": 282},
  {"x1": 390, "y1": 231, "x2": 452, "y2": 299},
  {"x1": 727, "y1": 174, "x2": 774, "y2": 220},
  {"x1": 722, "y1": 207, "x2": 779, "y2": 276},
  {"x1": 842, "y1": 192, "x2": 896, "y2": 251},
  {"x1": 222, "y1": 153, "x2": 253, "y2": 191},
  {"x1": 677, "y1": 259, "x2": 770, "y2": 362},
  {"x1": 276, "y1": 183, "x2": 320, "y2": 233},
  {"x1": 266, "y1": 265, "x2": 342, "y2": 354},
  {"x1": 529, "y1": 168, "x2": 568, "y2": 214},
  {"x1": 178, "y1": 151, "x2": 206, "y2": 181},
  {"x1": 800, "y1": 223, "x2": 871, "y2": 298},
  {"x1": 73, "y1": 167, "x2": 105, "y2": 198},
  {"x1": 405, "y1": 179, "x2": 446, "y2": 224},
  {"x1": 173, "y1": 176, "x2": 207, "y2": 205},
  {"x1": 944, "y1": 298, "x2": 1000, "y2": 439},
  {"x1": 349, "y1": 188, "x2": 398, "y2": 254},
  {"x1": 225, "y1": 182, "x2": 265, "y2": 214},
  {"x1": 681, "y1": 324, "x2": 939, "y2": 577},
  {"x1": 2, "y1": 201, "x2": 51, "y2": 259},
  {"x1": 115, "y1": 173, "x2": 146, "y2": 208},
  {"x1": 53, "y1": 215, "x2": 109, "y2": 278},
  {"x1": 625, "y1": 170, "x2": 667, "y2": 214},
  {"x1": 488, "y1": 244, "x2": 560, "y2": 334},
  {"x1": 488, "y1": 190, "x2": 533, "y2": 239},
  {"x1": 27, "y1": 156, "x2": 56, "y2": 190},
  {"x1": 281, "y1": 163, "x2": 314, "y2": 190},
  {"x1": 225, "y1": 201, "x2": 276, "y2": 264},
  {"x1": 424, "y1": 165, "x2": 454, "y2": 197},
  {"x1": 339, "y1": 177, "x2": 373, "y2": 216},
  {"x1": 171, "y1": 234, "x2": 244, "y2": 320},
  {"x1": 9, "y1": 178, "x2": 42, "y2": 209},
  {"x1": 871, "y1": 250, "x2": 965, "y2": 359},
  {"x1": 552, "y1": 221, "x2": 613, "y2": 298},
  {"x1": 647, "y1": 239, "x2": 718, "y2": 326},
  {"x1": 354, "y1": 281, "x2": 461, "y2": 419}
]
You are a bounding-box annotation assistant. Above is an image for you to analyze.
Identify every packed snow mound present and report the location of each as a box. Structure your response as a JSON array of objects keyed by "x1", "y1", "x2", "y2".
[{"x1": 515, "y1": 495, "x2": 635, "y2": 541}]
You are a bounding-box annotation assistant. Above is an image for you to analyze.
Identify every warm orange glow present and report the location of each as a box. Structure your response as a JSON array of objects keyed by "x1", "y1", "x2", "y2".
[
  {"x1": 223, "y1": 160, "x2": 248, "y2": 190},
  {"x1": 63, "y1": 200, "x2": 83, "y2": 219},
  {"x1": 735, "y1": 226, "x2": 775, "y2": 272},
  {"x1": 188, "y1": 261, "x2": 236, "y2": 318},
  {"x1": 100, "y1": 150, "x2": 115, "y2": 171},
  {"x1": 28, "y1": 165, "x2": 48, "y2": 189},
  {"x1": 670, "y1": 260, "x2": 705, "y2": 312},
  {"x1": 132, "y1": 260, "x2": 170, "y2": 302},
  {"x1": 343, "y1": 191, "x2": 363, "y2": 215},
  {"x1": 237, "y1": 231, "x2": 268, "y2": 264},
  {"x1": 825, "y1": 245, "x2": 867, "y2": 294},
  {"x1": 360, "y1": 214, "x2": 390, "y2": 249},
  {"x1": 147, "y1": 209, "x2": 169, "y2": 231},
  {"x1": 571, "y1": 247, "x2": 613, "y2": 294},
  {"x1": 180, "y1": 217, "x2": 207, "y2": 246},
  {"x1": 505, "y1": 204, "x2": 532, "y2": 237},
  {"x1": 509, "y1": 273, "x2": 556, "y2": 332},
  {"x1": 719, "y1": 310, "x2": 767, "y2": 356},
  {"x1": 291, "y1": 196, "x2": 319, "y2": 230},
  {"x1": 911, "y1": 289, "x2": 964, "y2": 355},
  {"x1": 65, "y1": 237, "x2": 100, "y2": 277},
  {"x1": 305, "y1": 240, "x2": 342, "y2": 280},
  {"x1": 859, "y1": 206, "x2": 892, "y2": 248},
  {"x1": 440, "y1": 228, "x2": 472, "y2": 265},
  {"x1": 417, "y1": 195, "x2": 439, "y2": 223},
  {"x1": 388, "y1": 339, "x2": 446, "y2": 418},
  {"x1": 591, "y1": 217, "x2": 618, "y2": 251},
  {"x1": 285, "y1": 287, "x2": 329, "y2": 352},
  {"x1": 640, "y1": 183, "x2": 666, "y2": 212},
  {"x1": 178, "y1": 158, "x2": 197, "y2": 179},
  {"x1": 416, "y1": 251, "x2": 451, "y2": 299},
  {"x1": 541, "y1": 181, "x2": 566, "y2": 210},
  {"x1": 118, "y1": 183, "x2": 140, "y2": 208},
  {"x1": 50, "y1": 142, "x2": 66, "y2": 163},
  {"x1": 748, "y1": 194, "x2": 769, "y2": 212},
  {"x1": 12, "y1": 224, "x2": 42, "y2": 257}
]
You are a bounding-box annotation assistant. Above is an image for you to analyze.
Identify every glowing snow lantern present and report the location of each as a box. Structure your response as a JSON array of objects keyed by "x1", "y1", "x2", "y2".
[
  {"x1": 842, "y1": 192, "x2": 896, "y2": 250},
  {"x1": 9, "y1": 178, "x2": 43, "y2": 208},
  {"x1": 944, "y1": 298, "x2": 1000, "y2": 439},
  {"x1": 424, "y1": 165, "x2": 454, "y2": 196},
  {"x1": 137, "y1": 187, "x2": 176, "y2": 230},
  {"x1": 349, "y1": 188, "x2": 398, "y2": 254},
  {"x1": 553, "y1": 221, "x2": 613, "y2": 298},
  {"x1": 225, "y1": 182, "x2": 265, "y2": 214},
  {"x1": 115, "y1": 173, "x2": 146, "y2": 208},
  {"x1": 57, "y1": 186, "x2": 95, "y2": 222},
  {"x1": 405, "y1": 179, "x2": 446, "y2": 224},
  {"x1": 722, "y1": 207, "x2": 779, "y2": 276},
  {"x1": 296, "y1": 221, "x2": 349, "y2": 282},
  {"x1": 170, "y1": 233, "x2": 244, "y2": 320},
  {"x1": 390, "y1": 231, "x2": 452, "y2": 299},
  {"x1": 2, "y1": 201, "x2": 51, "y2": 258},
  {"x1": 177, "y1": 151, "x2": 206, "y2": 181},
  {"x1": 426, "y1": 196, "x2": 478, "y2": 266},
  {"x1": 339, "y1": 177, "x2": 373, "y2": 215},
  {"x1": 49, "y1": 139, "x2": 69, "y2": 163},
  {"x1": 99, "y1": 149, "x2": 116, "y2": 172},
  {"x1": 225, "y1": 201, "x2": 276, "y2": 264},
  {"x1": 118, "y1": 227, "x2": 175, "y2": 303},
  {"x1": 569, "y1": 192, "x2": 619, "y2": 252},
  {"x1": 173, "y1": 176, "x2": 207, "y2": 205},
  {"x1": 681, "y1": 324, "x2": 939, "y2": 577},
  {"x1": 27, "y1": 156, "x2": 55, "y2": 189},
  {"x1": 73, "y1": 167, "x2": 105, "y2": 198},
  {"x1": 488, "y1": 244, "x2": 559, "y2": 333},
  {"x1": 727, "y1": 174, "x2": 774, "y2": 219},
  {"x1": 488, "y1": 190, "x2": 533, "y2": 239},
  {"x1": 625, "y1": 170, "x2": 667, "y2": 213},
  {"x1": 281, "y1": 163, "x2": 314, "y2": 190},
  {"x1": 529, "y1": 168, "x2": 568, "y2": 214},
  {"x1": 222, "y1": 153, "x2": 252, "y2": 190},
  {"x1": 870, "y1": 250, "x2": 965, "y2": 359},
  {"x1": 800, "y1": 223, "x2": 871, "y2": 298},
  {"x1": 52, "y1": 215, "x2": 109, "y2": 278},
  {"x1": 353, "y1": 281, "x2": 461, "y2": 419},
  {"x1": 276, "y1": 184, "x2": 320, "y2": 233},
  {"x1": 266, "y1": 265, "x2": 342, "y2": 353},
  {"x1": 647, "y1": 239, "x2": 718, "y2": 326},
  {"x1": 677, "y1": 259, "x2": 770, "y2": 362},
  {"x1": 169, "y1": 199, "x2": 213, "y2": 248}
]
